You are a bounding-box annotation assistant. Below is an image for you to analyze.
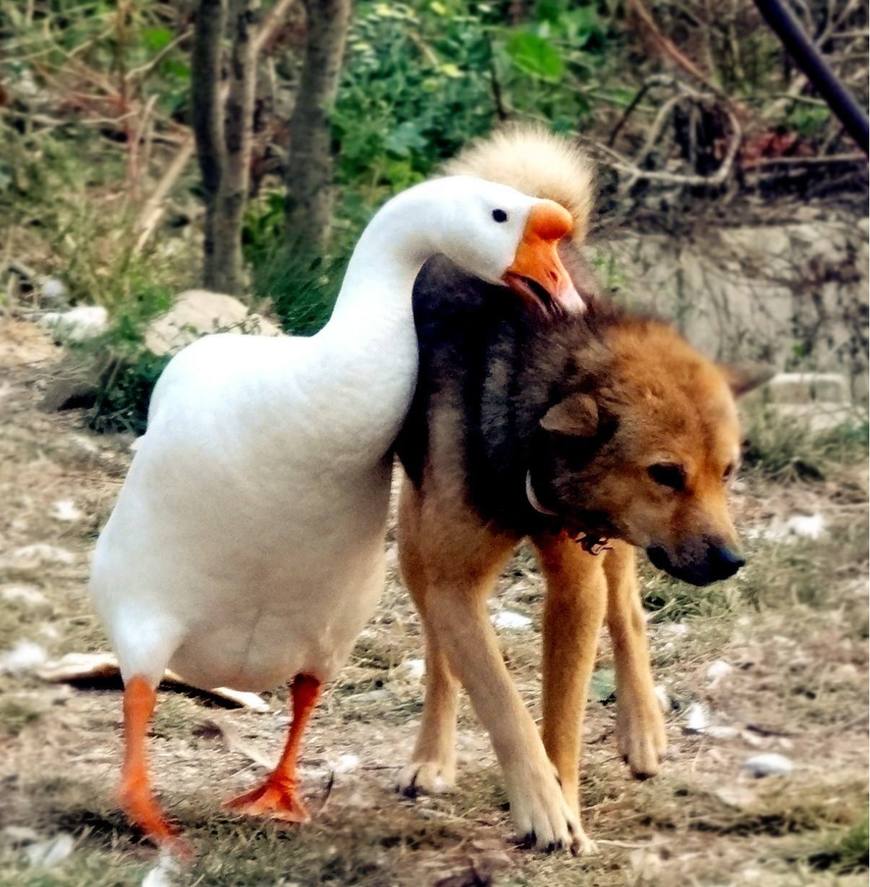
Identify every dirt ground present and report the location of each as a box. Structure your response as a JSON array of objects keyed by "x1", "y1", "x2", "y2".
[{"x1": 0, "y1": 317, "x2": 867, "y2": 887}]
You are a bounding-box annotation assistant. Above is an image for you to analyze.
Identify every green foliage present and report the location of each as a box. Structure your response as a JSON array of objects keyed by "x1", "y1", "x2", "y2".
[
  {"x1": 809, "y1": 815, "x2": 870, "y2": 873},
  {"x1": 331, "y1": 0, "x2": 619, "y2": 239}
]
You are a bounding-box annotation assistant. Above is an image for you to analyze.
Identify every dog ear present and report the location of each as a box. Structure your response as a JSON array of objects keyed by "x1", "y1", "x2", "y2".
[
  {"x1": 540, "y1": 393, "x2": 599, "y2": 438},
  {"x1": 720, "y1": 363, "x2": 775, "y2": 398}
]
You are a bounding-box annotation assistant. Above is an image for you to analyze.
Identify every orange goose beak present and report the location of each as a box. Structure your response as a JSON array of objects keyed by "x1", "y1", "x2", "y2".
[{"x1": 502, "y1": 200, "x2": 584, "y2": 315}]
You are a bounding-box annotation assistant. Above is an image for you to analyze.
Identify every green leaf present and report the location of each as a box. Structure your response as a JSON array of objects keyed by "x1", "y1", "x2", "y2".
[
  {"x1": 505, "y1": 32, "x2": 565, "y2": 81},
  {"x1": 588, "y1": 667, "x2": 617, "y2": 703},
  {"x1": 141, "y1": 26, "x2": 173, "y2": 53}
]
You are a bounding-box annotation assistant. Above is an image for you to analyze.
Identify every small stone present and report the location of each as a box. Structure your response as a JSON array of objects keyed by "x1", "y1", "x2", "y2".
[
  {"x1": 24, "y1": 833, "x2": 74, "y2": 868},
  {"x1": 706, "y1": 659, "x2": 733, "y2": 687},
  {"x1": 332, "y1": 753, "x2": 359, "y2": 774},
  {"x1": 6, "y1": 544, "x2": 75, "y2": 568},
  {"x1": 684, "y1": 702, "x2": 711, "y2": 732},
  {"x1": 0, "y1": 584, "x2": 47, "y2": 606},
  {"x1": 50, "y1": 500, "x2": 82, "y2": 522},
  {"x1": 0, "y1": 640, "x2": 48, "y2": 674},
  {"x1": 40, "y1": 277, "x2": 68, "y2": 306},
  {"x1": 491, "y1": 610, "x2": 532, "y2": 631},
  {"x1": 1, "y1": 825, "x2": 39, "y2": 845},
  {"x1": 396, "y1": 658, "x2": 425, "y2": 681},
  {"x1": 715, "y1": 785, "x2": 757, "y2": 809},
  {"x1": 705, "y1": 725, "x2": 740, "y2": 741},
  {"x1": 39, "y1": 306, "x2": 108, "y2": 342},
  {"x1": 742, "y1": 752, "x2": 794, "y2": 778}
]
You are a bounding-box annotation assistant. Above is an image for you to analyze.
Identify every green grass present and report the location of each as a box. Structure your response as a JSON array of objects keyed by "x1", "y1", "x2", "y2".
[{"x1": 742, "y1": 407, "x2": 869, "y2": 481}]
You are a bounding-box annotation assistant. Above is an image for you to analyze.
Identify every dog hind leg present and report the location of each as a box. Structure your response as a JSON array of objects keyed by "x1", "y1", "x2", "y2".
[{"x1": 396, "y1": 481, "x2": 461, "y2": 796}]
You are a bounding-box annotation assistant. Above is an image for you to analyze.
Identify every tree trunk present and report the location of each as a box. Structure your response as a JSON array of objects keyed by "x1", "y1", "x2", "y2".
[
  {"x1": 213, "y1": 0, "x2": 259, "y2": 294},
  {"x1": 284, "y1": 0, "x2": 351, "y2": 255},
  {"x1": 192, "y1": 0, "x2": 228, "y2": 290},
  {"x1": 192, "y1": 0, "x2": 259, "y2": 295}
]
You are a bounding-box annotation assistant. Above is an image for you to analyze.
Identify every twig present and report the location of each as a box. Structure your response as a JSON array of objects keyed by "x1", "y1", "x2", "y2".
[
  {"x1": 607, "y1": 75, "x2": 673, "y2": 146},
  {"x1": 626, "y1": 0, "x2": 730, "y2": 104},
  {"x1": 743, "y1": 151, "x2": 866, "y2": 169},
  {"x1": 134, "y1": 140, "x2": 197, "y2": 253}
]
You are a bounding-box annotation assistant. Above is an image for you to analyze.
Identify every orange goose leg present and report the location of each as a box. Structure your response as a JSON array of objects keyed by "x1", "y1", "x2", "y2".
[
  {"x1": 225, "y1": 674, "x2": 322, "y2": 822},
  {"x1": 120, "y1": 676, "x2": 187, "y2": 852}
]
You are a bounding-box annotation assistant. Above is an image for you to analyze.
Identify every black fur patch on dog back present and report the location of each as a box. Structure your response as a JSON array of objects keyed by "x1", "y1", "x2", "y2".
[{"x1": 396, "y1": 254, "x2": 625, "y2": 536}]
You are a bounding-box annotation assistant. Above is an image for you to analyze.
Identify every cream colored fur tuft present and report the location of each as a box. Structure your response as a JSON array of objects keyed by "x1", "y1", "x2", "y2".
[{"x1": 444, "y1": 125, "x2": 595, "y2": 244}]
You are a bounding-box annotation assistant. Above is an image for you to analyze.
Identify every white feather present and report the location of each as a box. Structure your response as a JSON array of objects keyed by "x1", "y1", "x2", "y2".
[
  {"x1": 444, "y1": 124, "x2": 596, "y2": 245},
  {"x1": 89, "y1": 176, "x2": 552, "y2": 693}
]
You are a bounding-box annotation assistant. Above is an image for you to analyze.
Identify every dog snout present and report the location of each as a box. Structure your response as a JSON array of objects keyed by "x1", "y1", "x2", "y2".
[
  {"x1": 706, "y1": 543, "x2": 745, "y2": 581},
  {"x1": 646, "y1": 539, "x2": 745, "y2": 586}
]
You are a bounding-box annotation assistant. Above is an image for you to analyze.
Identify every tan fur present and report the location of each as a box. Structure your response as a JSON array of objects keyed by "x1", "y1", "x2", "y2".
[
  {"x1": 443, "y1": 125, "x2": 596, "y2": 245},
  {"x1": 395, "y1": 317, "x2": 751, "y2": 853}
]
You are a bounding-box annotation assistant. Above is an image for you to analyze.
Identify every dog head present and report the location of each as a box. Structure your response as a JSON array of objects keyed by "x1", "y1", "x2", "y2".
[{"x1": 529, "y1": 318, "x2": 765, "y2": 586}]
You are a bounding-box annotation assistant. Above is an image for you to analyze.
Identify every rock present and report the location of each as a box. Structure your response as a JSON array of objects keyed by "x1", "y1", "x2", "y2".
[
  {"x1": 50, "y1": 500, "x2": 82, "y2": 522},
  {"x1": 39, "y1": 306, "x2": 108, "y2": 342},
  {"x1": 331, "y1": 753, "x2": 359, "y2": 774},
  {"x1": 705, "y1": 725, "x2": 740, "y2": 741},
  {"x1": 756, "y1": 512, "x2": 827, "y2": 543},
  {"x1": 706, "y1": 659, "x2": 733, "y2": 687},
  {"x1": 0, "y1": 584, "x2": 47, "y2": 607},
  {"x1": 490, "y1": 609, "x2": 532, "y2": 630},
  {"x1": 24, "y1": 833, "x2": 74, "y2": 868},
  {"x1": 715, "y1": 785, "x2": 757, "y2": 810},
  {"x1": 40, "y1": 277, "x2": 68, "y2": 306},
  {"x1": 753, "y1": 372, "x2": 849, "y2": 405},
  {"x1": 1, "y1": 825, "x2": 40, "y2": 845},
  {"x1": 0, "y1": 641, "x2": 48, "y2": 674},
  {"x1": 684, "y1": 702, "x2": 711, "y2": 733},
  {"x1": 144, "y1": 290, "x2": 282, "y2": 357},
  {"x1": 4, "y1": 543, "x2": 76, "y2": 569},
  {"x1": 742, "y1": 752, "x2": 794, "y2": 778},
  {"x1": 395, "y1": 658, "x2": 425, "y2": 681}
]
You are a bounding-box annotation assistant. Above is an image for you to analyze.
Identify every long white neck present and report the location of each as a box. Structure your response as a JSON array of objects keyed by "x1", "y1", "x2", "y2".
[{"x1": 291, "y1": 181, "x2": 452, "y2": 463}]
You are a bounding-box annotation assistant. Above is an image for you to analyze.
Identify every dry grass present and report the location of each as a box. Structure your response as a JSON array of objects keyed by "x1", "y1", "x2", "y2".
[{"x1": 0, "y1": 318, "x2": 867, "y2": 886}]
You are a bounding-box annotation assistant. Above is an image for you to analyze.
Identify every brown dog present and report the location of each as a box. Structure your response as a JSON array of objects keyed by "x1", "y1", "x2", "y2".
[{"x1": 393, "y1": 129, "x2": 756, "y2": 853}]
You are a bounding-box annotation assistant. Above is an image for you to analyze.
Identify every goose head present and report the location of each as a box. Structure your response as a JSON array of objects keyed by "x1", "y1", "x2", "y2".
[{"x1": 434, "y1": 176, "x2": 584, "y2": 315}]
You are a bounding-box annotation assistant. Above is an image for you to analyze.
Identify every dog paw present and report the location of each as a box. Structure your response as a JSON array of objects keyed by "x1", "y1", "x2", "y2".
[
  {"x1": 396, "y1": 761, "x2": 455, "y2": 798},
  {"x1": 617, "y1": 697, "x2": 667, "y2": 778},
  {"x1": 507, "y1": 763, "x2": 586, "y2": 853}
]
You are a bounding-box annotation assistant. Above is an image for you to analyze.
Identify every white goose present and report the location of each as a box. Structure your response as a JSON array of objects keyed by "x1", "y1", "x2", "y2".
[{"x1": 89, "y1": 175, "x2": 581, "y2": 849}]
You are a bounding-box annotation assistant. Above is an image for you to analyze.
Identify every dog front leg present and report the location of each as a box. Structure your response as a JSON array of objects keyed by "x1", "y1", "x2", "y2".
[
  {"x1": 605, "y1": 541, "x2": 667, "y2": 777},
  {"x1": 426, "y1": 587, "x2": 594, "y2": 854},
  {"x1": 534, "y1": 534, "x2": 607, "y2": 816}
]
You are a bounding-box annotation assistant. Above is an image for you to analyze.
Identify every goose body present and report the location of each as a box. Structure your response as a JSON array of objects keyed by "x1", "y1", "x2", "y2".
[{"x1": 88, "y1": 174, "x2": 581, "y2": 847}]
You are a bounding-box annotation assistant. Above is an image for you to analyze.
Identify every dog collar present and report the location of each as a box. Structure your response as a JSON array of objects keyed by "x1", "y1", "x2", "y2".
[{"x1": 525, "y1": 470, "x2": 558, "y2": 516}]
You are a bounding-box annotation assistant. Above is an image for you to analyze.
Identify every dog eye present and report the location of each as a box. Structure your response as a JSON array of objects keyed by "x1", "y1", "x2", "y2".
[
  {"x1": 492, "y1": 208, "x2": 508, "y2": 223},
  {"x1": 648, "y1": 463, "x2": 685, "y2": 491},
  {"x1": 723, "y1": 463, "x2": 736, "y2": 482}
]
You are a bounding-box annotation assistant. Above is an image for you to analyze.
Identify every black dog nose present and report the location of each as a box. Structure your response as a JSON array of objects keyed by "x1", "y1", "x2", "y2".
[{"x1": 707, "y1": 544, "x2": 745, "y2": 580}]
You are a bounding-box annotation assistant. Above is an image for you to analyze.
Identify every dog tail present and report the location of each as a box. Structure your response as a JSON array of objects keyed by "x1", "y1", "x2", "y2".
[{"x1": 443, "y1": 124, "x2": 595, "y2": 244}]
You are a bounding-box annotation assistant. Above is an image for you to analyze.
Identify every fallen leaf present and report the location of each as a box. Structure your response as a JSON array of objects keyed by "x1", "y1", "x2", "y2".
[{"x1": 37, "y1": 652, "x2": 269, "y2": 711}]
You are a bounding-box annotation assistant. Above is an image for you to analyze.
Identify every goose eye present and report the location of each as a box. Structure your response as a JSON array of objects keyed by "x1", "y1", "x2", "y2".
[
  {"x1": 648, "y1": 463, "x2": 686, "y2": 491},
  {"x1": 492, "y1": 209, "x2": 508, "y2": 223}
]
